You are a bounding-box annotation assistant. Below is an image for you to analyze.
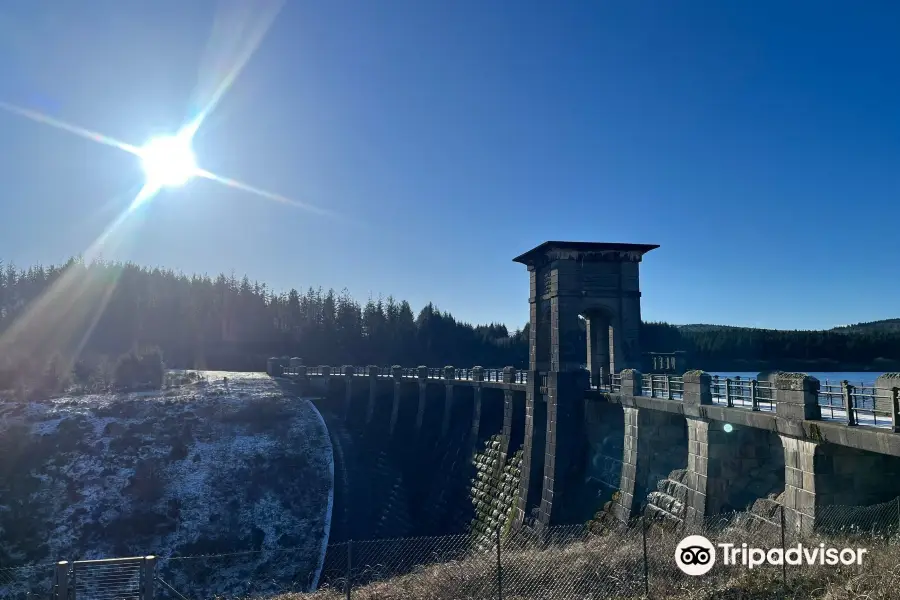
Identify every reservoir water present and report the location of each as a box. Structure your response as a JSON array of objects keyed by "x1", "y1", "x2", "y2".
[{"x1": 710, "y1": 371, "x2": 888, "y2": 386}]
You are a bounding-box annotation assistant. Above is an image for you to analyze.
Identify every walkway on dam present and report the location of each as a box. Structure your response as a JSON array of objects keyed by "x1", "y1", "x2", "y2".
[{"x1": 282, "y1": 363, "x2": 897, "y2": 430}]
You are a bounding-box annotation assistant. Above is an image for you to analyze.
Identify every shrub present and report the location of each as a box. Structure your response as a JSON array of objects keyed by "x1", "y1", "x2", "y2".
[{"x1": 114, "y1": 346, "x2": 165, "y2": 391}]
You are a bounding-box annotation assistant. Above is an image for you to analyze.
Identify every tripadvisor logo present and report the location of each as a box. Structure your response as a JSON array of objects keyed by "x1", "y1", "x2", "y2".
[
  {"x1": 675, "y1": 535, "x2": 868, "y2": 576},
  {"x1": 675, "y1": 536, "x2": 716, "y2": 575}
]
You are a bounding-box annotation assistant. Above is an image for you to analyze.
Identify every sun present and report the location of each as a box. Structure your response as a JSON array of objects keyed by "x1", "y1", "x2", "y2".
[{"x1": 139, "y1": 134, "x2": 198, "y2": 188}]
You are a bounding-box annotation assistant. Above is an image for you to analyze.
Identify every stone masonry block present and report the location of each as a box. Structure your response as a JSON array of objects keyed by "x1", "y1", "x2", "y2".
[
  {"x1": 775, "y1": 373, "x2": 821, "y2": 421},
  {"x1": 802, "y1": 470, "x2": 816, "y2": 492},
  {"x1": 683, "y1": 371, "x2": 713, "y2": 407},
  {"x1": 798, "y1": 448, "x2": 816, "y2": 474},
  {"x1": 620, "y1": 370, "x2": 643, "y2": 397},
  {"x1": 785, "y1": 466, "x2": 803, "y2": 489},
  {"x1": 796, "y1": 489, "x2": 816, "y2": 515}
]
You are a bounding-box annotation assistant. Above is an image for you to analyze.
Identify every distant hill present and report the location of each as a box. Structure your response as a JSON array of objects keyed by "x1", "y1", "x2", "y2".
[
  {"x1": 676, "y1": 319, "x2": 900, "y2": 335},
  {"x1": 829, "y1": 319, "x2": 900, "y2": 334},
  {"x1": 677, "y1": 324, "x2": 750, "y2": 333}
]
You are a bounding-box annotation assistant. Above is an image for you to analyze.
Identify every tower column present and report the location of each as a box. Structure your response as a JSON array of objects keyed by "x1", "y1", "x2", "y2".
[{"x1": 586, "y1": 314, "x2": 611, "y2": 387}]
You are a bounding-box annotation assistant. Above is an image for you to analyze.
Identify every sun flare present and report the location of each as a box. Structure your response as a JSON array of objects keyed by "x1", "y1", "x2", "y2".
[{"x1": 139, "y1": 134, "x2": 198, "y2": 188}]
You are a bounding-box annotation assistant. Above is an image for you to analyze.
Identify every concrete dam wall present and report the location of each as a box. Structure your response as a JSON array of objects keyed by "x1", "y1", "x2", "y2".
[
  {"x1": 295, "y1": 368, "x2": 528, "y2": 545},
  {"x1": 282, "y1": 365, "x2": 900, "y2": 550}
]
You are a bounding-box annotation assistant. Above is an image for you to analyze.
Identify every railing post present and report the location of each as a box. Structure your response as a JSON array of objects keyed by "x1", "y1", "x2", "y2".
[
  {"x1": 892, "y1": 388, "x2": 900, "y2": 434},
  {"x1": 682, "y1": 371, "x2": 712, "y2": 418},
  {"x1": 750, "y1": 379, "x2": 758, "y2": 411},
  {"x1": 321, "y1": 366, "x2": 331, "y2": 395},
  {"x1": 724, "y1": 378, "x2": 733, "y2": 407},
  {"x1": 774, "y1": 373, "x2": 821, "y2": 421},
  {"x1": 779, "y1": 506, "x2": 787, "y2": 587},
  {"x1": 619, "y1": 370, "x2": 642, "y2": 397},
  {"x1": 649, "y1": 376, "x2": 655, "y2": 398},
  {"x1": 666, "y1": 375, "x2": 673, "y2": 400},
  {"x1": 876, "y1": 375, "x2": 900, "y2": 432},
  {"x1": 842, "y1": 380, "x2": 856, "y2": 426},
  {"x1": 141, "y1": 556, "x2": 156, "y2": 600},
  {"x1": 641, "y1": 516, "x2": 649, "y2": 598},
  {"x1": 54, "y1": 561, "x2": 69, "y2": 600}
]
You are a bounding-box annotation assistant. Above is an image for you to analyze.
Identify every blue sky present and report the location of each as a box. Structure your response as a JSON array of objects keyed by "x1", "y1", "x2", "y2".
[{"x1": 0, "y1": 1, "x2": 898, "y2": 332}]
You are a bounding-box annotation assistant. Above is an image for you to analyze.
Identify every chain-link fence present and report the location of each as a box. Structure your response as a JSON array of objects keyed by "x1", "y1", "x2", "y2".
[
  {"x1": 12, "y1": 497, "x2": 900, "y2": 600},
  {"x1": 157, "y1": 545, "x2": 322, "y2": 599},
  {"x1": 306, "y1": 499, "x2": 900, "y2": 600}
]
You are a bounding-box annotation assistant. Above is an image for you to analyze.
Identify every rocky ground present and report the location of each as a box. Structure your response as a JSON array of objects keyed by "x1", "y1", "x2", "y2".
[{"x1": 0, "y1": 372, "x2": 334, "y2": 598}]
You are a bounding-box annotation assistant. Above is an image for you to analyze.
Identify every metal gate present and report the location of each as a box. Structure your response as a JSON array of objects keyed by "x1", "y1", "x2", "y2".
[{"x1": 52, "y1": 557, "x2": 155, "y2": 600}]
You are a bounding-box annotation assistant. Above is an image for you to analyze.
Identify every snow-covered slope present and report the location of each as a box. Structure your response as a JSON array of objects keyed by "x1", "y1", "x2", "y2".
[{"x1": 0, "y1": 372, "x2": 333, "y2": 597}]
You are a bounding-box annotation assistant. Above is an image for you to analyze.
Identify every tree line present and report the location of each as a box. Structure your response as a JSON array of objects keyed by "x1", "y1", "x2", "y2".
[
  {"x1": 643, "y1": 322, "x2": 900, "y2": 372},
  {"x1": 0, "y1": 258, "x2": 528, "y2": 396},
  {"x1": 0, "y1": 258, "x2": 896, "y2": 397}
]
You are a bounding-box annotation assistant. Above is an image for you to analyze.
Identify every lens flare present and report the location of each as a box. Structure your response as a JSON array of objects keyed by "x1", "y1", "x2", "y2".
[{"x1": 139, "y1": 134, "x2": 198, "y2": 188}]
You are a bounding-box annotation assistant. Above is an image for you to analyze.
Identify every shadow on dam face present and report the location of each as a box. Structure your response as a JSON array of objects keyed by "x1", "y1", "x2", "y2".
[
  {"x1": 571, "y1": 401, "x2": 627, "y2": 523},
  {"x1": 292, "y1": 377, "x2": 488, "y2": 540},
  {"x1": 705, "y1": 423, "x2": 785, "y2": 515}
]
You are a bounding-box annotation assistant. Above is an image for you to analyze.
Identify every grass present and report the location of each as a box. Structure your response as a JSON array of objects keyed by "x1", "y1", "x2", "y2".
[{"x1": 275, "y1": 520, "x2": 900, "y2": 600}]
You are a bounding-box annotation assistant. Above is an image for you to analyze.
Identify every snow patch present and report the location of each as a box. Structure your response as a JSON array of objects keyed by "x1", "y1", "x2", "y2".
[{"x1": 0, "y1": 371, "x2": 334, "y2": 599}]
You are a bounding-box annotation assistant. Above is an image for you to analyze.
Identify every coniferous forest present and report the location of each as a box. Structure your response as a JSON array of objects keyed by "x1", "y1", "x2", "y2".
[{"x1": 0, "y1": 258, "x2": 897, "y2": 397}]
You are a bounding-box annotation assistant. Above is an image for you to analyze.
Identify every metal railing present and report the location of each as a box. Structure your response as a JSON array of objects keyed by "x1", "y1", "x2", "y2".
[
  {"x1": 641, "y1": 375, "x2": 683, "y2": 400},
  {"x1": 48, "y1": 557, "x2": 155, "y2": 600},
  {"x1": 455, "y1": 368, "x2": 473, "y2": 381},
  {"x1": 277, "y1": 366, "x2": 899, "y2": 429},
  {"x1": 278, "y1": 366, "x2": 529, "y2": 386},
  {"x1": 611, "y1": 373, "x2": 622, "y2": 392},
  {"x1": 819, "y1": 380, "x2": 898, "y2": 428},
  {"x1": 273, "y1": 364, "x2": 538, "y2": 387},
  {"x1": 710, "y1": 376, "x2": 776, "y2": 411},
  {"x1": 485, "y1": 369, "x2": 504, "y2": 383}
]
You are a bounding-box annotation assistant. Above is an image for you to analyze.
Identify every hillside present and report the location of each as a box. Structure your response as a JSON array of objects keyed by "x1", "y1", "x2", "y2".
[
  {"x1": 677, "y1": 318, "x2": 900, "y2": 334},
  {"x1": 0, "y1": 372, "x2": 334, "y2": 598},
  {"x1": 677, "y1": 323, "x2": 750, "y2": 333},
  {"x1": 830, "y1": 318, "x2": 900, "y2": 334}
]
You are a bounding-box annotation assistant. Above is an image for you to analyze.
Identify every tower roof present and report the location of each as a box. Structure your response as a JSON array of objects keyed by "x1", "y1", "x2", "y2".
[{"x1": 512, "y1": 241, "x2": 659, "y2": 266}]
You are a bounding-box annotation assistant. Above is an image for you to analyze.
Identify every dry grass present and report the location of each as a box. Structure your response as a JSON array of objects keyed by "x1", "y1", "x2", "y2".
[{"x1": 277, "y1": 523, "x2": 900, "y2": 600}]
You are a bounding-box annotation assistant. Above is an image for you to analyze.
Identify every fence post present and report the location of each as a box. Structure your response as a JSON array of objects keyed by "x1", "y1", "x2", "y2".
[
  {"x1": 779, "y1": 506, "x2": 787, "y2": 590},
  {"x1": 641, "y1": 516, "x2": 649, "y2": 598},
  {"x1": 896, "y1": 497, "x2": 900, "y2": 537},
  {"x1": 54, "y1": 561, "x2": 69, "y2": 600},
  {"x1": 725, "y1": 378, "x2": 732, "y2": 407},
  {"x1": 496, "y1": 526, "x2": 503, "y2": 600},
  {"x1": 750, "y1": 379, "x2": 758, "y2": 411},
  {"x1": 843, "y1": 381, "x2": 856, "y2": 426},
  {"x1": 346, "y1": 540, "x2": 353, "y2": 600},
  {"x1": 141, "y1": 556, "x2": 156, "y2": 600}
]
